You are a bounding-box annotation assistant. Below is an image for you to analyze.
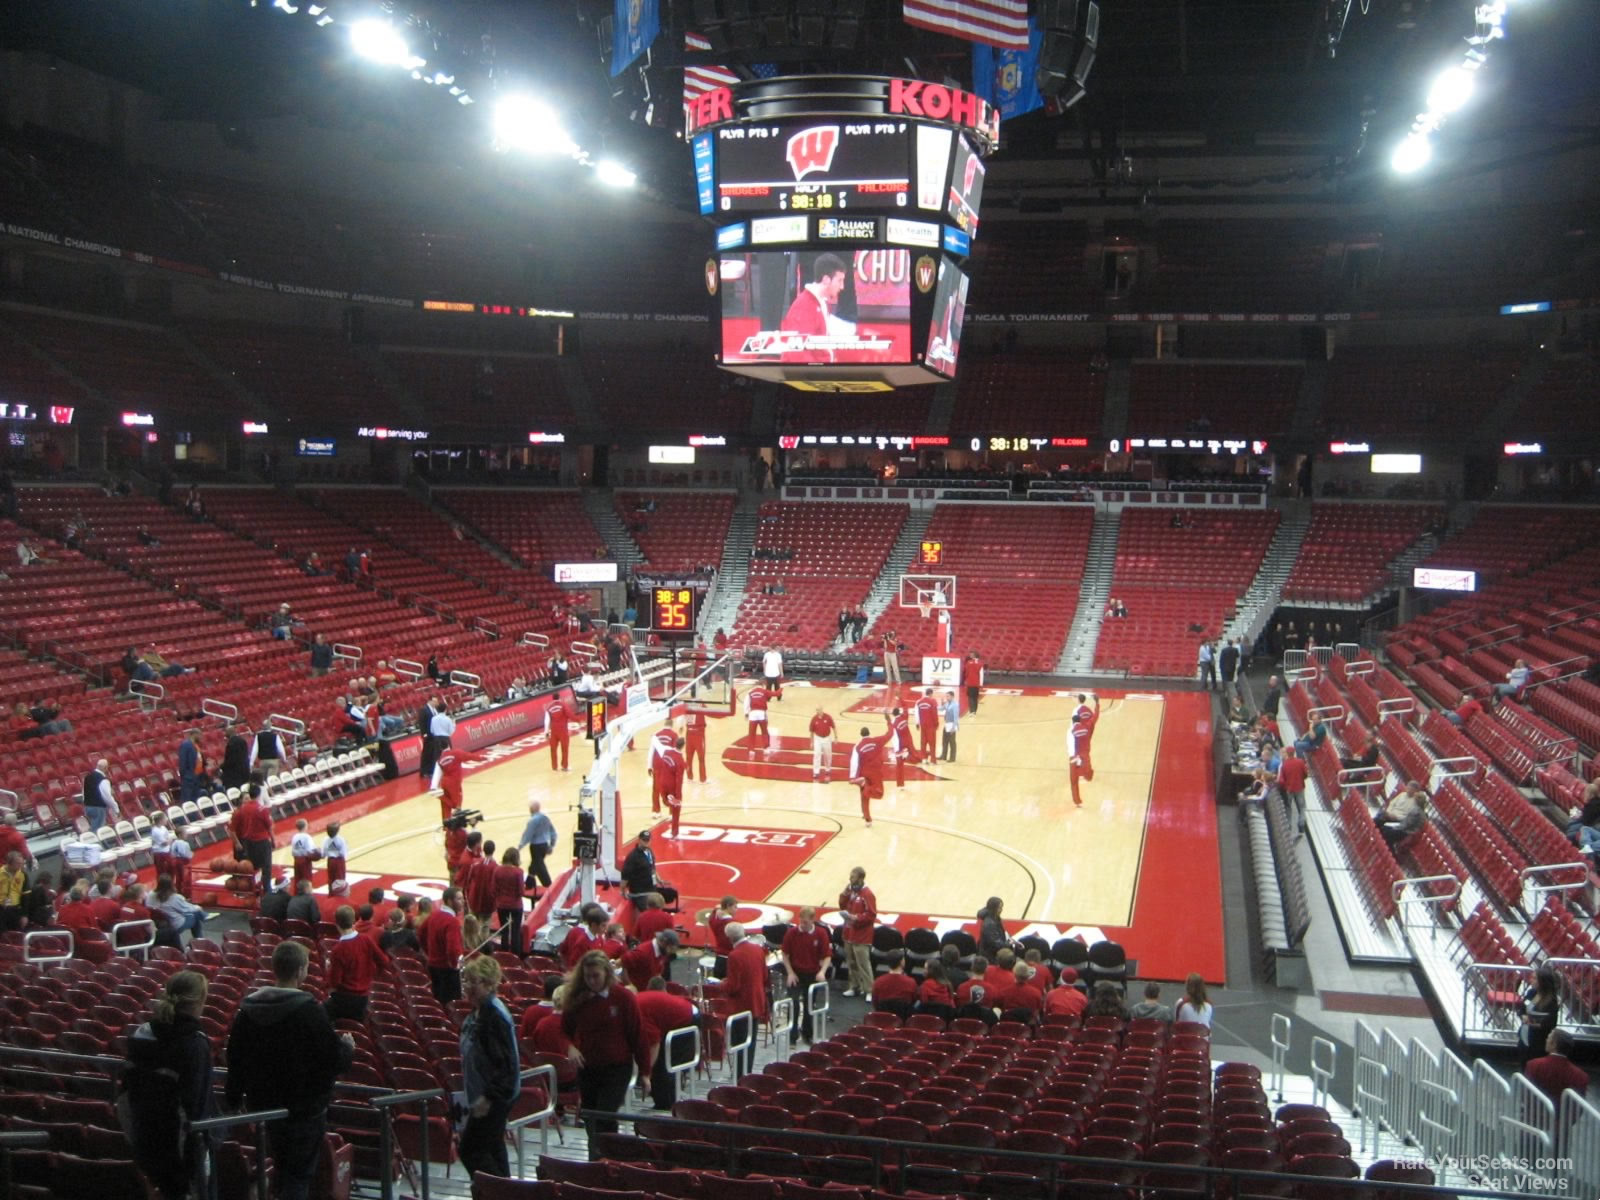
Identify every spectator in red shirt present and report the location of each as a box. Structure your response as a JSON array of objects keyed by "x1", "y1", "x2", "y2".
[
  {"x1": 1277, "y1": 746, "x2": 1308, "y2": 839},
  {"x1": 870, "y1": 951, "x2": 919, "y2": 1019},
  {"x1": 917, "y1": 960, "x2": 956, "y2": 1021},
  {"x1": 88, "y1": 873, "x2": 124, "y2": 930},
  {"x1": 636, "y1": 977, "x2": 700, "y2": 1110},
  {"x1": 0, "y1": 812, "x2": 32, "y2": 869},
  {"x1": 1023, "y1": 949, "x2": 1056, "y2": 990},
  {"x1": 780, "y1": 905, "x2": 834, "y2": 1043},
  {"x1": 465, "y1": 839, "x2": 498, "y2": 922},
  {"x1": 620, "y1": 930, "x2": 680, "y2": 992},
  {"x1": 492, "y1": 847, "x2": 526, "y2": 955},
  {"x1": 1445, "y1": 696, "x2": 1485, "y2": 727},
  {"x1": 424, "y1": 886, "x2": 465, "y2": 1004},
  {"x1": 956, "y1": 956, "x2": 989, "y2": 1006},
  {"x1": 994, "y1": 962, "x2": 1045, "y2": 1024},
  {"x1": 55, "y1": 881, "x2": 99, "y2": 937},
  {"x1": 983, "y1": 949, "x2": 1016, "y2": 995},
  {"x1": 115, "y1": 883, "x2": 156, "y2": 951},
  {"x1": 721, "y1": 922, "x2": 770, "y2": 1078},
  {"x1": 561, "y1": 949, "x2": 650, "y2": 1135},
  {"x1": 326, "y1": 904, "x2": 390, "y2": 1021},
  {"x1": 1044, "y1": 968, "x2": 1089, "y2": 1020}
]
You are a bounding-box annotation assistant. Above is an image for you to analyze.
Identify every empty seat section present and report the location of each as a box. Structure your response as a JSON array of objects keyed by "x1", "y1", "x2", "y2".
[
  {"x1": 615, "y1": 493, "x2": 735, "y2": 574},
  {"x1": 1282, "y1": 503, "x2": 1443, "y2": 605},
  {"x1": 1127, "y1": 363, "x2": 1301, "y2": 438},
  {"x1": 1324, "y1": 344, "x2": 1524, "y2": 438}
]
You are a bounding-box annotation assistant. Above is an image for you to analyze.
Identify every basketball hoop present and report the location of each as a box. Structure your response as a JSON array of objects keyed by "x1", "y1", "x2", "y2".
[{"x1": 917, "y1": 599, "x2": 932, "y2": 620}]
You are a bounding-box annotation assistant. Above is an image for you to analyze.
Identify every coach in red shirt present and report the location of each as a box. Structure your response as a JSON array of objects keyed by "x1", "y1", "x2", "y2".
[
  {"x1": 721, "y1": 922, "x2": 770, "y2": 1078},
  {"x1": 230, "y1": 782, "x2": 275, "y2": 892},
  {"x1": 781, "y1": 905, "x2": 833, "y2": 1043},
  {"x1": 327, "y1": 904, "x2": 390, "y2": 1021}
]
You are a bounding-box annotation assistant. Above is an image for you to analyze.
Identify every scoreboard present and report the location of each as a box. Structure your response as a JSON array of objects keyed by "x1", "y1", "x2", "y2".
[
  {"x1": 691, "y1": 76, "x2": 993, "y2": 390},
  {"x1": 650, "y1": 586, "x2": 699, "y2": 634}
]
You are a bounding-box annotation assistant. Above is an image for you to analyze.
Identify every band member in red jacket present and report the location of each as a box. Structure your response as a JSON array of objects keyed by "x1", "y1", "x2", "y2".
[
  {"x1": 848, "y1": 727, "x2": 887, "y2": 827},
  {"x1": 545, "y1": 694, "x2": 573, "y2": 772},
  {"x1": 683, "y1": 710, "x2": 708, "y2": 782}
]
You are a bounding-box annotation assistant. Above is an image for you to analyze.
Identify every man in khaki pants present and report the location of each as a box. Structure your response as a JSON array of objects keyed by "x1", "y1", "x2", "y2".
[{"x1": 837, "y1": 866, "x2": 877, "y2": 996}]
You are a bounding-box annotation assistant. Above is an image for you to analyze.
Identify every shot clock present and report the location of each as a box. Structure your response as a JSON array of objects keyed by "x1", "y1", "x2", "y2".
[{"x1": 651, "y1": 586, "x2": 699, "y2": 634}]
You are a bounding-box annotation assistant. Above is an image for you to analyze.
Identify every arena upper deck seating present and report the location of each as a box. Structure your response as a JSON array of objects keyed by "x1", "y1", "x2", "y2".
[
  {"x1": 949, "y1": 351, "x2": 1105, "y2": 437},
  {"x1": 1415, "y1": 505, "x2": 1598, "y2": 586},
  {"x1": 1510, "y1": 354, "x2": 1600, "y2": 436},
  {"x1": 615, "y1": 492, "x2": 735, "y2": 574},
  {"x1": 381, "y1": 348, "x2": 575, "y2": 433},
  {"x1": 732, "y1": 503, "x2": 908, "y2": 650},
  {"x1": 435, "y1": 490, "x2": 606, "y2": 571},
  {"x1": 853, "y1": 505, "x2": 1094, "y2": 674},
  {"x1": 582, "y1": 343, "x2": 751, "y2": 438},
  {"x1": 1281, "y1": 503, "x2": 1443, "y2": 606},
  {"x1": 1322, "y1": 344, "x2": 1525, "y2": 438},
  {"x1": 1094, "y1": 509, "x2": 1279, "y2": 676},
  {"x1": 963, "y1": 221, "x2": 1095, "y2": 314},
  {"x1": 183, "y1": 320, "x2": 391, "y2": 424},
  {"x1": 1136, "y1": 219, "x2": 1334, "y2": 313},
  {"x1": 1, "y1": 308, "x2": 227, "y2": 421},
  {"x1": 1127, "y1": 363, "x2": 1302, "y2": 438}
]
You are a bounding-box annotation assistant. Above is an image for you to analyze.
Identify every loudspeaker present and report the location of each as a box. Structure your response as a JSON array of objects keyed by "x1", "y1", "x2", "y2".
[
  {"x1": 1035, "y1": 30, "x2": 1079, "y2": 96},
  {"x1": 1035, "y1": 1, "x2": 1099, "y2": 104},
  {"x1": 1035, "y1": 0, "x2": 1080, "y2": 31}
]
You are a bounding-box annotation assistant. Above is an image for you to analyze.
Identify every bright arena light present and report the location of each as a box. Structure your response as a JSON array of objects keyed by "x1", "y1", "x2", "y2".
[
  {"x1": 1391, "y1": 132, "x2": 1433, "y2": 174},
  {"x1": 595, "y1": 159, "x2": 638, "y2": 188},
  {"x1": 349, "y1": 20, "x2": 422, "y2": 69},
  {"x1": 1427, "y1": 66, "x2": 1476, "y2": 113},
  {"x1": 493, "y1": 94, "x2": 578, "y2": 157}
]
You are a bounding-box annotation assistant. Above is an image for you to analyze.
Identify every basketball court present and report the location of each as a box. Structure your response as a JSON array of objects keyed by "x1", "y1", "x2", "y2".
[{"x1": 233, "y1": 664, "x2": 1227, "y2": 983}]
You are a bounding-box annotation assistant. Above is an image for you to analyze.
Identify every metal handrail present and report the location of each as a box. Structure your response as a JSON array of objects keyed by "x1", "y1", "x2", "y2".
[
  {"x1": 21, "y1": 928, "x2": 74, "y2": 964},
  {"x1": 111, "y1": 917, "x2": 157, "y2": 956},
  {"x1": 448, "y1": 669, "x2": 482, "y2": 691},
  {"x1": 201, "y1": 698, "x2": 239, "y2": 724},
  {"x1": 520, "y1": 631, "x2": 551, "y2": 649},
  {"x1": 333, "y1": 642, "x2": 363, "y2": 665},
  {"x1": 191, "y1": 1107, "x2": 290, "y2": 1200},
  {"x1": 1377, "y1": 695, "x2": 1417, "y2": 717},
  {"x1": 394, "y1": 658, "x2": 425, "y2": 679}
]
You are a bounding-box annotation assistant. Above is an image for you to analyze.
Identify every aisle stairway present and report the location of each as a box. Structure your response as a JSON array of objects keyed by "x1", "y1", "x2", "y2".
[
  {"x1": 846, "y1": 508, "x2": 934, "y2": 647},
  {"x1": 1055, "y1": 507, "x2": 1123, "y2": 675},
  {"x1": 1228, "y1": 500, "x2": 1311, "y2": 649},
  {"x1": 697, "y1": 491, "x2": 760, "y2": 640},
  {"x1": 582, "y1": 488, "x2": 644, "y2": 574}
]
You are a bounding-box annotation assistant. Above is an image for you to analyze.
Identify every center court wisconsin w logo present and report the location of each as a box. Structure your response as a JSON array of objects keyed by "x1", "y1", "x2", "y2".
[{"x1": 786, "y1": 126, "x2": 840, "y2": 181}]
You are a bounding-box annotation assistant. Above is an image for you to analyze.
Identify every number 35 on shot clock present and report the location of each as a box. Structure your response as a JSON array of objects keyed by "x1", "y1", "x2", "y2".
[
  {"x1": 919, "y1": 541, "x2": 944, "y2": 566},
  {"x1": 652, "y1": 586, "x2": 699, "y2": 632}
]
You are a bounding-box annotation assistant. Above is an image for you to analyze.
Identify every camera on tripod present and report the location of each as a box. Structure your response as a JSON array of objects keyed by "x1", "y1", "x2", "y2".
[
  {"x1": 572, "y1": 805, "x2": 600, "y2": 862},
  {"x1": 442, "y1": 808, "x2": 483, "y2": 832}
]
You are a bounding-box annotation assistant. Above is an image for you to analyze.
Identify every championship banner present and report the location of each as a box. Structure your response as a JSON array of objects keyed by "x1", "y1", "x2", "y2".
[
  {"x1": 920, "y1": 655, "x2": 962, "y2": 687},
  {"x1": 611, "y1": 0, "x2": 660, "y2": 75},
  {"x1": 972, "y1": 19, "x2": 1044, "y2": 121}
]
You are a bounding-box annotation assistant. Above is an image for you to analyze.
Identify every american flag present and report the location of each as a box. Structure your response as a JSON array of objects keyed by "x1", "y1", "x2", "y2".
[
  {"x1": 902, "y1": 0, "x2": 1030, "y2": 50},
  {"x1": 683, "y1": 32, "x2": 739, "y2": 129}
]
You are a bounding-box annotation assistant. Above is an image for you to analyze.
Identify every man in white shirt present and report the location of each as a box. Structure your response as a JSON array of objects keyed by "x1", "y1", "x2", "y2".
[{"x1": 762, "y1": 647, "x2": 784, "y2": 700}]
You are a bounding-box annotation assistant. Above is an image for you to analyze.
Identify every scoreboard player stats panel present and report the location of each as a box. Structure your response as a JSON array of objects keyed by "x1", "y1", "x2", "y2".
[
  {"x1": 715, "y1": 119, "x2": 963, "y2": 217},
  {"x1": 650, "y1": 586, "x2": 699, "y2": 634}
]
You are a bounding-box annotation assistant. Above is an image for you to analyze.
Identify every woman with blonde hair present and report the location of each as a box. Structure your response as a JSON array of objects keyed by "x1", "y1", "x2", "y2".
[
  {"x1": 458, "y1": 955, "x2": 520, "y2": 1178},
  {"x1": 1175, "y1": 972, "x2": 1214, "y2": 1028},
  {"x1": 122, "y1": 970, "x2": 214, "y2": 1199},
  {"x1": 560, "y1": 948, "x2": 648, "y2": 1135}
]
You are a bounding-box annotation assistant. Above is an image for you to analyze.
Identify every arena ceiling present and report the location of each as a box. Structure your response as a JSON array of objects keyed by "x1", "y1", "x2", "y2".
[{"x1": 4, "y1": 0, "x2": 1598, "y2": 213}]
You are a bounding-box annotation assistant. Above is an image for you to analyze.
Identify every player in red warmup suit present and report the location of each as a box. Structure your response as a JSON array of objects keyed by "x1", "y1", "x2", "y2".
[
  {"x1": 684, "y1": 710, "x2": 708, "y2": 782},
  {"x1": 432, "y1": 746, "x2": 463, "y2": 824},
  {"x1": 745, "y1": 683, "x2": 771, "y2": 754},
  {"x1": 914, "y1": 689, "x2": 940, "y2": 761},
  {"x1": 656, "y1": 737, "x2": 688, "y2": 839},
  {"x1": 888, "y1": 707, "x2": 917, "y2": 787},
  {"x1": 545, "y1": 694, "x2": 572, "y2": 771},
  {"x1": 848, "y1": 726, "x2": 887, "y2": 827},
  {"x1": 1068, "y1": 693, "x2": 1099, "y2": 807},
  {"x1": 647, "y1": 722, "x2": 676, "y2": 814}
]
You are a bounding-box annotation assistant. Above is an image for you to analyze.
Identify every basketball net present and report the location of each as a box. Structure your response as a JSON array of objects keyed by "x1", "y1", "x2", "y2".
[{"x1": 918, "y1": 598, "x2": 933, "y2": 620}]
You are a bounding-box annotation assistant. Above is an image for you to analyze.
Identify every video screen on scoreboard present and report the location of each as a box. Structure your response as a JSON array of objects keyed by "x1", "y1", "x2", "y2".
[
  {"x1": 924, "y1": 257, "x2": 968, "y2": 379},
  {"x1": 719, "y1": 249, "x2": 913, "y2": 366},
  {"x1": 946, "y1": 135, "x2": 985, "y2": 237},
  {"x1": 717, "y1": 120, "x2": 912, "y2": 213}
]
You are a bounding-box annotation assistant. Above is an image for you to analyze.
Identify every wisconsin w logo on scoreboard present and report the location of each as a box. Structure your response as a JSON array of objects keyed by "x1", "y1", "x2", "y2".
[{"x1": 786, "y1": 125, "x2": 840, "y2": 181}]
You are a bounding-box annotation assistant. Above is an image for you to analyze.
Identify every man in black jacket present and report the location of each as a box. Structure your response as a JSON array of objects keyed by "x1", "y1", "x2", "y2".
[
  {"x1": 621, "y1": 830, "x2": 678, "y2": 907},
  {"x1": 226, "y1": 941, "x2": 354, "y2": 1200}
]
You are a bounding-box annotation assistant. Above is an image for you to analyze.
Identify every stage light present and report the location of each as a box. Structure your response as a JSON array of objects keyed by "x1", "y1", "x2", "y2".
[
  {"x1": 1391, "y1": 132, "x2": 1432, "y2": 173},
  {"x1": 493, "y1": 94, "x2": 578, "y2": 157},
  {"x1": 350, "y1": 19, "x2": 423, "y2": 69},
  {"x1": 1427, "y1": 66, "x2": 1475, "y2": 113},
  {"x1": 315, "y1": 13, "x2": 333, "y2": 24},
  {"x1": 595, "y1": 159, "x2": 637, "y2": 188}
]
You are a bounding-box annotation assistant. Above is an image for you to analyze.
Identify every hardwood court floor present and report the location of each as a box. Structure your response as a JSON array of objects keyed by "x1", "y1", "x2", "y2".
[{"x1": 268, "y1": 684, "x2": 1225, "y2": 982}]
